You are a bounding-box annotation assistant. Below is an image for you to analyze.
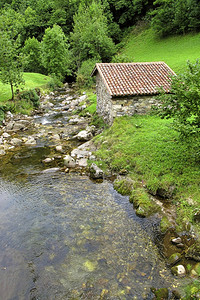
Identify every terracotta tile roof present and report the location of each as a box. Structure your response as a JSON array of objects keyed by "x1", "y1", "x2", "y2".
[{"x1": 92, "y1": 62, "x2": 175, "y2": 96}]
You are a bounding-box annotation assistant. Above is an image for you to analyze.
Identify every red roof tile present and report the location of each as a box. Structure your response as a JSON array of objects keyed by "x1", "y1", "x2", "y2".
[{"x1": 92, "y1": 62, "x2": 175, "y2": 96}]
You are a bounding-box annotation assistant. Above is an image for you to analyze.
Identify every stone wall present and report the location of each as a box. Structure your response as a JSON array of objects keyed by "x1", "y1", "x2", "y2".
[
  {"x1": 96, "y1": 73, "x2": 158, "y2": 125},
  {"x1": 96, "y1": 72, "x2": 113, "y2": 124}
]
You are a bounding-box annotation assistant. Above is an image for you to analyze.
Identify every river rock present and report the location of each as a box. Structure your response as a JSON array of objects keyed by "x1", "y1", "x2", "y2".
[
  {"x1": 75, "y1": 130, "x2": 93, "y2": 141},
  {"x1": 0, "y1": 149, "x2": 6, "y2": 155},
  {"x1": 2, "y1": 132, "x2": 10, "y2": 138},
  {"x1": 76, "y1": 158, "x2": 88, "y2": 167},
  {"x1": 56, "y1": 145, "x2": 63, "y2": 152},
  {"x1": 171, "y1": 265, "x2": 186, "y2": 276},
  {"x1": 86, "y1": 125, "x2": 96, "y2": 134},
  {"x1": 5, "y1": 121, "x2": 15, "y2": 131},
  {"x1": 63, "y1": 155, "x2": 76, "y2": 168},
  {"x1": 171, "y1": 237, "x2": 182, "y2": 244},
  {"x1": 51, "y1": 134, "x2": 60, "y2": 141},
  {"x1": 69, "y1": 117, "x2": 85, "y2": 125},
  {"x1": 167, "y1": 253, "x2": 182, "y2": 266},
  {"x1": 10, "y1": 138, "x2": 22, "y2": 146},
  {"x1": 71, "y1": 148, "x2": 91, "y2": 159},
  {"x1": 43, "y1": 157, "x2": 54, "y2": 163},
  {"x1": 78, "y1": 95, "x2": 87, "y2": 102},
  {"x1": 12, "y1": 120, "x2": 30, "y2": 131},
  {"x1": 42, "y1": 167, "x2": 60, "y2": 173},
  {"x1": 89, "y1": 163, "x2": 103, "y2": 179},
  {"x1": 25, "y1": 136, "x2": 37, "y2": 145}
]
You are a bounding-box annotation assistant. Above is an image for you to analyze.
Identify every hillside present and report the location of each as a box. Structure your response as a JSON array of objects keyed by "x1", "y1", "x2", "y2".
[{"x1": 121, "y1": 26, "x2": 200, "y2": 73}]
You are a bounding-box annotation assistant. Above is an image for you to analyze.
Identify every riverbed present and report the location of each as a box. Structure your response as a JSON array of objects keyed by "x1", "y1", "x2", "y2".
[{"x1": 0, "y1": 87, "x2": 186, "y2": 299}]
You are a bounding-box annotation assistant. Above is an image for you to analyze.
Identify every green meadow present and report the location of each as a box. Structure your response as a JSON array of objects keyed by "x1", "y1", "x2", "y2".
[{"x1": 0, "y1": 73, "x2": 50, "y2": 103}]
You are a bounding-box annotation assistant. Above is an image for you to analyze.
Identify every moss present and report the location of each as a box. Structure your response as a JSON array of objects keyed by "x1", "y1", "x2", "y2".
[
  {"x1": 167, "y1": 253, "x2": 182, "y2": 266},
  {"x1": 154, "y1": 288, "x2": 169, "y2": 299},
  {"x1": 129, "y1": 188, "x2": 160, "y2": 217},
  {"x1": 160, "y1": 216, "x2": 172, "y2": 233},
  {"x1": 113, "y1": 177, "x2": 136, "y2": 196}
]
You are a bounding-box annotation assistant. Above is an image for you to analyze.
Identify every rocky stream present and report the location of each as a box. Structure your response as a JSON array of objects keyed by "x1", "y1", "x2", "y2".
[{"x1": 0, "y1": 85, "x2": 191, "y2": 299}]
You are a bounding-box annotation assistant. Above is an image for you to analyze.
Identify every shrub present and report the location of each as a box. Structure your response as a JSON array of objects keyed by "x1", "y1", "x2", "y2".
[
  {"x1": 18, "y1": 88, "x2": 40, "y2": 108},
  {"x1": 76, "y1": 58, "x2": 99, "y2": 88}
]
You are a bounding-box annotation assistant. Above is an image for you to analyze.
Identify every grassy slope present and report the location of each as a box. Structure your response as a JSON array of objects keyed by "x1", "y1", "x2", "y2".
[
  {"x1": 94, "y1": 116, "x2": 200, "y2": 230},
  {"x1": 122, "y1": 26, "x2": 200, "y2": 73},
  {"x1": 0, "y1": 73, "x2": 50, "y2": 103}
]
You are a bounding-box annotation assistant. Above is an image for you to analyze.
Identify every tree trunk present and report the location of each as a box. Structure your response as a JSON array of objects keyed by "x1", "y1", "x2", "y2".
[{"x1": 10, "y1": 81, "x2": 14, "y2": 100}]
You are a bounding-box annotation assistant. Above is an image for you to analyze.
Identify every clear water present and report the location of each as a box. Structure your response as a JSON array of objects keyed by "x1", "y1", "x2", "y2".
[{"x1": 0, "y1": 169, "x2": 182, "y2": 300}]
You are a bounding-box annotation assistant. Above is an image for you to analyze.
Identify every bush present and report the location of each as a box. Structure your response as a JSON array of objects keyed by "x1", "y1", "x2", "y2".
[
  {"x1": 155, "y1": 60, "x2": 200, "y2": 139},
  {"x1": 17, "y1": 88, "x2": 40, "y2": 108},
  {"x1": 47, "y1": 74, "x2": 63, "y2": 90},
  {"x1": 76, "y1": 58, "x2": 99, "y2": 88}
]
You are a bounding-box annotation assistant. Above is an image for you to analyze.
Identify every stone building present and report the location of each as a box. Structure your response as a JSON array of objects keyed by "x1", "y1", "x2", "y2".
[{"x1": 91, "y1": 62, "x2": 175, "y2": 125}]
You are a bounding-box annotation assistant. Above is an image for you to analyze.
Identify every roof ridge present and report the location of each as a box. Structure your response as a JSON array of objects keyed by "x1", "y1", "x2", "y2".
[{"x1": 96, "y1": 61, "x2": 166, "y2": 65}]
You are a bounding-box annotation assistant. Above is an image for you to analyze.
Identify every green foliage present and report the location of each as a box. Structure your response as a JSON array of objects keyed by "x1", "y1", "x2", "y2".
[
  {"x1": 17, "y1": 88, "x2": 40, "y2": 108},
  {"x1": 111, "y1": 53, "x2": 131, "y2": 63},
  {"x1": 184, "y1": 280, "x2": 200, "y2": 299},
  {"x1": 156, "y1": 60, "x2": 200, "y2": 138},
  {"x1": 0, "y1": 31, "x2": 24, "y2": 100},
  {"x1": 70, "y1": 1, "x2": 116, "y2": 68},
  {"x1": 41, "y1": 24, "x2": 71, "y2": 81},
  {"x1": 47, "y1": 74, "x2": 63, "y2": 90},
  {"x1": 151, "y1": 0, "x2": 200, "y2": 37},
  {"x1": 76, "y1": 58, "x2": 99, "y2": 88},
  {"x1": 23, "y1": 37, "x2": 43, "y2": 73}
]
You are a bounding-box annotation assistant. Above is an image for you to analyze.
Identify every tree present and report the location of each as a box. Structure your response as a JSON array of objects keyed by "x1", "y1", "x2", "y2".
[
  {"x1": 41, "y1": 25, "x2": 71, "y2": 80},
  {"x1": 0, "y1": 8, "x2": 24, "y2": 100},
  {"x1": 70, "y1": 1, "x2": 115, "y2": 68},
  {"x1": 156, "y1": 60, "x2": 200, "y2": 138},
  {"x1": 0, "y1": 32, "x2": 24, "y2": 100},
  {"x1": 23, "y1": 37, "x2": 43, "y2": 73}
]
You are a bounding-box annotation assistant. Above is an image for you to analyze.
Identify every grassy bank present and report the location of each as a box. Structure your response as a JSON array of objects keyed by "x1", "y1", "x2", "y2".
[
  {"x1": 0, "y1": 72, "x2": 50, "y2": 103},
  {"x1": 122, "y1": 26, "x2": 200, "y2": 73},
  {"x1": 92, "y1": 115, "x2": 200, "y2": 231}
]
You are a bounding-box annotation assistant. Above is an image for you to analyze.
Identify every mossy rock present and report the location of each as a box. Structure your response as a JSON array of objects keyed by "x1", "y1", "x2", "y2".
[
  {"x1": 129, "y1": 188, "x2": 160, "y2": 217},
  {"x1": 151, "y1": 287, "x2": 169, "y2": 299},
  {"x1": 167, "y1": 253, "x2": 182, "y2": 266},
  {"x1": 113, "y1": 176, "x2": 136, "y2": 196}
]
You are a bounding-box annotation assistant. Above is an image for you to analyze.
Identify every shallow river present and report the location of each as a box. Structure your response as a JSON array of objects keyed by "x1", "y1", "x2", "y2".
[{"x1": 0, "y1": 90, "x2": 184, "y2": 299}]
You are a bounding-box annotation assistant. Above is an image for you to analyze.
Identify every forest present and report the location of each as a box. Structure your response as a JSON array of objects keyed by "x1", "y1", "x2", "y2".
[{"x1": 1, "y1": 0, "x2": 200, "y2": 99}]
